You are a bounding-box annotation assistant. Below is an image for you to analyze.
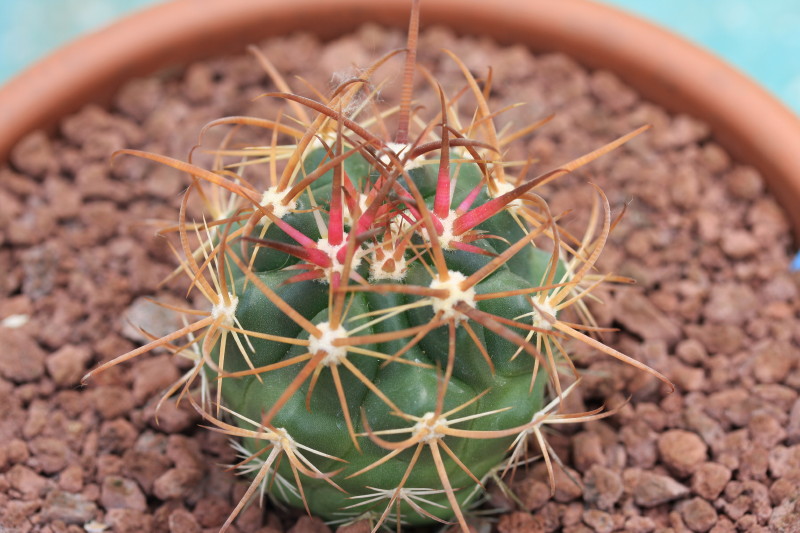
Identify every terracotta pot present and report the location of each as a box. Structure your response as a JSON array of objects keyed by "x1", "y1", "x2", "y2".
[{"x1": 1, "y1": 0, "x2": 799, "y2": 239}]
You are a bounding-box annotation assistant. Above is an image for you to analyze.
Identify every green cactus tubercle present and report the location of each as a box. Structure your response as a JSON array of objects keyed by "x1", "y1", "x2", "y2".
[{"x1": 86, "y1": 4, "x2": 670, "y2": 531}]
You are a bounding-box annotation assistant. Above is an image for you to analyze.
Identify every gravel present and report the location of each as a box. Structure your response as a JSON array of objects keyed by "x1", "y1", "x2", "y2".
[{"x1": 1, "y1": 22, "x2": 799, "y2": 533}]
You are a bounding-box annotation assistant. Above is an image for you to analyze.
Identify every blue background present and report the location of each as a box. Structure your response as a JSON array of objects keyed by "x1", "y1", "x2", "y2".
[{"x1": 1, "y1": 1, "x2": 798, "y2": 117}]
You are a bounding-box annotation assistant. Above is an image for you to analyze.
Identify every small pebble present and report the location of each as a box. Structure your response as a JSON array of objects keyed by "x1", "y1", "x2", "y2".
[
  {"x1": 658, "y1": 430, "x2": 708, "y2": 477},
  {"x1": 100, "y1": 476, "x2": 147, "y2": 512},
  {"x1": 632, "y1": 471, "x2": 691, "y2": 507},
  {"x1": 692, "y1": 462, "x2": 732, "y2": 500},
  {"x1": 680, "y1": 497, "x2": 718, "y2": 532}
]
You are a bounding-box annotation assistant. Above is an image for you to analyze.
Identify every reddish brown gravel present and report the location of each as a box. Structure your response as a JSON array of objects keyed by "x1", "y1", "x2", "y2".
[{"x1": 1, "y1": 24, "x2": 799, "y2": 533}]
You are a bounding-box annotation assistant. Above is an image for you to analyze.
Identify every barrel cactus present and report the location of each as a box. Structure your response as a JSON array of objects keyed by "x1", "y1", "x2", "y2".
[{"x1": 85, "y1": 1, "x2": 669, "y2": 530}]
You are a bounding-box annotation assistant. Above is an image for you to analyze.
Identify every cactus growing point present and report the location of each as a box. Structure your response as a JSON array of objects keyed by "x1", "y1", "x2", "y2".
[{"x1": 84, "y1": 1, "x2": 671, "y2": 530}]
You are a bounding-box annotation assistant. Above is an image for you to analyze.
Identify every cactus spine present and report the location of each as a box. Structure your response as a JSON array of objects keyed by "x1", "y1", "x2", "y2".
[{"x1": 85, "y1": 1, "x2": 669, "y2": 530}]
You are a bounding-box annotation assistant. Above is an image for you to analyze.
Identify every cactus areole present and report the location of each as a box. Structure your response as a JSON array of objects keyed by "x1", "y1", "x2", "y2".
[{"x1": 85, "y1": 1, "x2": 670, "y2": 530}]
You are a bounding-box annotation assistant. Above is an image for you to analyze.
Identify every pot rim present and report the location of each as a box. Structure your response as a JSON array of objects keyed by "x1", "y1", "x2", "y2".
[{"x1": 1, "y1": 0, "x2": 799, "y2": 239}]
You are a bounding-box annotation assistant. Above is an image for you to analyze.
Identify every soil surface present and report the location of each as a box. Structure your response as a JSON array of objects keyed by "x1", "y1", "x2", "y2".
[{"x1": 1, "y1": 24, "x2": 799, "y2": 533}]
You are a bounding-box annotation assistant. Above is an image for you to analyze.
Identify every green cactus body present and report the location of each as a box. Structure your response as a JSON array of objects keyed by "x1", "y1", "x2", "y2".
[
  {"x1": 218, "y1": 150, "x2": 555, "y2": 524},
  {"x1": 86, "y1": 3, "x2": 669, "y2": 530}
]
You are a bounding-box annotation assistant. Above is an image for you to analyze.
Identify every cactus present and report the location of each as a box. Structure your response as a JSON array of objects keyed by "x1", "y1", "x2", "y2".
[{"x1": 85, "y1": 1, "x2": 670, "y2": 531}]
